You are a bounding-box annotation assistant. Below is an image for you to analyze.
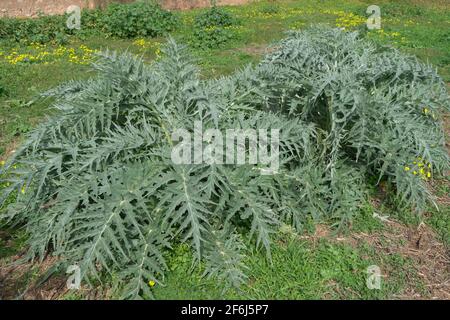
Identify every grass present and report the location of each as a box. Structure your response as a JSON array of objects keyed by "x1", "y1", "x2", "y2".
[
  {"x1": 151, "y1": 237, "x2": 420, "y2": 300},
  {"x1": 0, "y1": 0, "x2": 448, "y2": 300}
]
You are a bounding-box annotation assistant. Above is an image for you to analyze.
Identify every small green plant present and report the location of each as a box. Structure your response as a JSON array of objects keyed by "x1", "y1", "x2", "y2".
[
  {"x1": 0, "y1": 14, "x2": 70, "y2": 44},
  {"x1": 99, "y1": 2, "x2": 178, "y2": 38},
  {"x1": 0, "y1": 2, "x2": 177, "y2": 44},
  {"x1": 192, "y1": 5, "x2": 238, "y2": 49},
  {"x1": 12, "y1": 122, "x2": 32, "y2": 136},
  {"x1": 191, "y1": 26, "x2": 235, "y2": 49},
  {"x1": 260, "y1": 3, "x2": 280, "y2": 15}
]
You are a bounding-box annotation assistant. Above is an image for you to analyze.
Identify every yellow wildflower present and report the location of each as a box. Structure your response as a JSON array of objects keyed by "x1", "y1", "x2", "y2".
[{"x1": 148, "y1": 280, "x2": 156, "y2": 287}]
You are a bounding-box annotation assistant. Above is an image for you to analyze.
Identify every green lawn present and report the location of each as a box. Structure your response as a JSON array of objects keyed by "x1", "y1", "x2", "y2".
[{"x1": 0, "y1": 0, "x2": 449, "y2": 300}]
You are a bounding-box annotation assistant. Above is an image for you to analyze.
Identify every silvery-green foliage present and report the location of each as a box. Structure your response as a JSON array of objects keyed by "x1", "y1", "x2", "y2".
[
  {"x1": 1, "y1": 28, "x2": 448, "y2": 299},
  {"x1": 230, "y1": 26, "x2": 449, "y2": 211}
]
